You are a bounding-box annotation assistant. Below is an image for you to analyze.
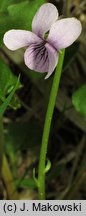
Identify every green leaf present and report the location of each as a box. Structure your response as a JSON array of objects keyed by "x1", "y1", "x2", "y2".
[
  {"x1": 0, "y1": 75, "x2": 20, "y2": 117},
  {"x1": 72, "y1": 84, "x2": 86, "y2": 118}
]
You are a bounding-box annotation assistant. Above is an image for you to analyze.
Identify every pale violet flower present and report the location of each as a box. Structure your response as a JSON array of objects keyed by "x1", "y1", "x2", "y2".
[{"x1": 3, "y1": 3, "x2": 82, "y2": 79}]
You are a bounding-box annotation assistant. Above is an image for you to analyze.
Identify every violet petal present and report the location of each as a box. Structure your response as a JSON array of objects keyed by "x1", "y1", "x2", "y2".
[
  {"x1": 32, "y1": 3, "x2": 58, "y2": 38},
  {"x1": 45, "y1": 43, "x2": 58, "y2": 79},
  {"x1": 24, "y1": 42, "x2": 49, "y2": 72},
  {"x1": 47, "y1": 18, "x2": 82, "y2": 50},
  {"x1": 3, "y1": 30, "x2": 42, "y2": 51}
]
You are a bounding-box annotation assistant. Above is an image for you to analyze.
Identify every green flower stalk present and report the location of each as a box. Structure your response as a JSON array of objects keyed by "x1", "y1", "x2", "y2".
[{"x1": 38, "y1": 49, "x2": 65, "y2": 199}]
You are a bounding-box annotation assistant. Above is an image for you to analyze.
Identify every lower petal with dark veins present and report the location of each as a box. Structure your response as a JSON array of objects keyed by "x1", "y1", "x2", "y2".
[{"x1": 24, "y1": 42, "x2": 49, "y2": 73}]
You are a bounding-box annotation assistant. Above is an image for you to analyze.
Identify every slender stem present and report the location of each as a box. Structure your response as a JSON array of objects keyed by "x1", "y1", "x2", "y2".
[{"x1": 38, "y1": 50, "x2": 65, "y2": 199}]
